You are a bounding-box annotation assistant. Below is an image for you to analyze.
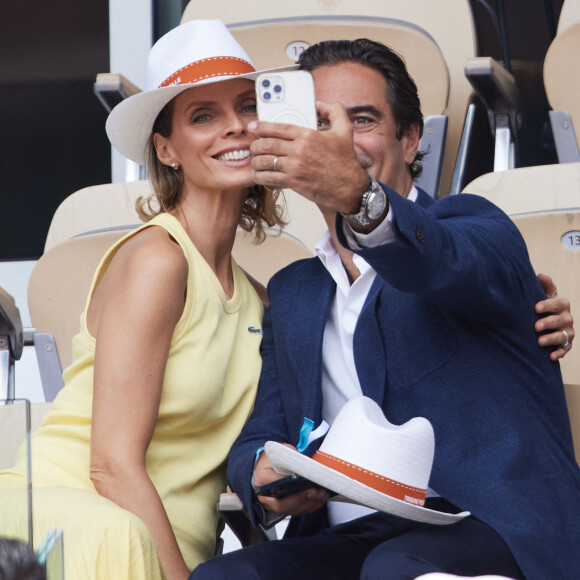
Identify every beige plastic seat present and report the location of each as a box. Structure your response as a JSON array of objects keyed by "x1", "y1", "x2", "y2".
[
  {"x1": 29, "y1": 228, "x2": 135, "y2": 373},
  {"x1": 509, "y1": 210, "x2": 580, "y2": 386},
  {"x1": 181, "y1": 0, "x2": 476, "y2": 198},
  {"x1": 44, "y1": 180, "x2": 150, "y2": 252},
  {"x1": 45, "y1": 178, "x2": 328, "y2": 258},
  {"x1": 461, "y1": 162, "x2": 580, "y2": 215},
  {"x1": 556, "y1": 0, "x2": 580, "y2": 34},
  {"x1": 543, "y1": 21, "x2": 580, "y2": 163}
]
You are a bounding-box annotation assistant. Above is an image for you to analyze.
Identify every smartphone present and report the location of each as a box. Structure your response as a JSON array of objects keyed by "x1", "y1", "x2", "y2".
[
  {"x1": 256, "y1": 70, "x2": 317, "y2": 130},
  {"x1": 254, "y1": 473, "x2": 329, "y2": 499}
]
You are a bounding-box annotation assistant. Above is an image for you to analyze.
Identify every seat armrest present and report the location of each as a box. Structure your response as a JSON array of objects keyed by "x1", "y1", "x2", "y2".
[
  {"x1": 94, "y1": 73, "x2": 142, "y2": 113},
  {"x1": 218, "y1": 491, "x2": 277, "y2": 546},
  {"x1": 549, "y1": 111, "x2": 580, "y2": 163},
  {"x1": 464, "y1": 56, "x2": 521, "y2": 137},
  {"x1": 415, "y1": 115, "x2": 448, "y2": 199}
]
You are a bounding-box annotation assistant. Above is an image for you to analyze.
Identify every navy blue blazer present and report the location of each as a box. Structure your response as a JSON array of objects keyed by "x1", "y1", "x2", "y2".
[{"x1": 228, "y1": 186, "x2": 580, "y2": 579}]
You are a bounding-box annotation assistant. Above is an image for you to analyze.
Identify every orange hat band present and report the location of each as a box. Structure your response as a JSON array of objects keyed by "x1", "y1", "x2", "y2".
[
  {"x1": 159, "y1": 56, "x2": 255, "y2": 88},
  {"x1": 312, "y1": 450, "x2": 427, "y2": 506}
]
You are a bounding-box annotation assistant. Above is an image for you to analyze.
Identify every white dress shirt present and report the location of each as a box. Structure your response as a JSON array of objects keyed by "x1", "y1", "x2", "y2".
[{"x1": 315, "y1": 187, "x2": 428, "y2": 525}]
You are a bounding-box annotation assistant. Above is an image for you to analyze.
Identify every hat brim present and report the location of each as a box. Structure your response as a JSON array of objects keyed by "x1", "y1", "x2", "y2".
[
  {"x1": 106, "y1": 64, "x2": 297, "y2": 167},
  {"x1": 265, "y1": 442, "x2": 470, "y2": 526}
]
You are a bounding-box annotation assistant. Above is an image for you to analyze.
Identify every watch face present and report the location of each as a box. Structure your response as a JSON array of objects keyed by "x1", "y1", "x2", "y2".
[{"x1": 367, "y1": 188, "x2": 387, "y2": 220}]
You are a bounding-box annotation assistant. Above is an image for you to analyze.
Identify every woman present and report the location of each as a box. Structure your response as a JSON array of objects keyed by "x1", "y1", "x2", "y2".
[{"x1": 0, "y1": 20, "x2": 285, "y2": 579}]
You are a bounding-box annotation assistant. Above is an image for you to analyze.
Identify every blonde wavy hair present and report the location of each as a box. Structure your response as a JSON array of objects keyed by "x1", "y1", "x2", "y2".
[{"x1": 137, "y1": 98, "x2": 285, "y2": 242}]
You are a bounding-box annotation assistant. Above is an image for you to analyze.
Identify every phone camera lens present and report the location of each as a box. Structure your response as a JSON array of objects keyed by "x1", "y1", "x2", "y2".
[
  {"x1": 263, "y1": 92, "x2": 271, "y2": 100},
  {"x1": 274, "y1": 84, "x2": 282, "y2": 93},
  {"x1": 262, "y1": 79, "x2": 270, "y2": 88}
]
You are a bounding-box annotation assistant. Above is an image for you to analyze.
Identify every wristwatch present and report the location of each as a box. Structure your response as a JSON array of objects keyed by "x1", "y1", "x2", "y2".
[{"x1": 340, "y1": 176, "x2": 388, "y2": 227}]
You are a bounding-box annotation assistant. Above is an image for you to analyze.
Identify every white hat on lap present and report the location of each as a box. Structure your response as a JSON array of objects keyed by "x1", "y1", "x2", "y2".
[{"x1": 266, "y1": 396, "x2": 471, "y2": 525}]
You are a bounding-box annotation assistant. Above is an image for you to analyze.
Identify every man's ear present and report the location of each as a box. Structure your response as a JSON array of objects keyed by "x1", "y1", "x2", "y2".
[
  {"x1": 402, "y1": 123, "x2": 421, "y2": 166},
  {"x1": 153, "y1": 133, "x2": 174, "y2": 166}
]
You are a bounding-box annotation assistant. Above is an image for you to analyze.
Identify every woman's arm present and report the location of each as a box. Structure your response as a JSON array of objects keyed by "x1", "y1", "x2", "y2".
[{"x1": 88, "y1": 227, "x2": 190, "y2": 580}]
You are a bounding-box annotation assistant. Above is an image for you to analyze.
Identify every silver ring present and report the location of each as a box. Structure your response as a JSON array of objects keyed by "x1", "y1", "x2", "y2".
[
  {"x1": 562, "y1": 329, "x2": 570, "y2": 348},
  {"x1": 273, "y1": 156, "x2": 279, "y2": 172}
]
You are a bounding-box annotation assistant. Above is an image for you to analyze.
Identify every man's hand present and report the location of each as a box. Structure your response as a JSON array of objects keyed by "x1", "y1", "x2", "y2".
[
  {"x1": 253, "y1": 445, "x2": 329, "y2": 516},
  {"x1": 535, "y1": 273, "x2": 574, "y2": 360},
  {"x1": 248, "y1": 101, "x2": 368, "y2": 214}
]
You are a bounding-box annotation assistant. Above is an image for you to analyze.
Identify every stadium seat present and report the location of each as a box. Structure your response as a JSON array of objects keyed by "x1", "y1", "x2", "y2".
[
  {"x1": 556, "y1": 0, "x2": 580, "y2": 34},
  {"x1": 29, "y1": 227, "x2": 137, "y2": 377},
  {"x1": 463, "y1": 56, "x2": 520, "y2": 172},
  {"x1": 461, "y1": 162, "x2": 580, "y2": 215},
  {"x1": 544, "y1": 21, "x2": 580, "y2": 163},
  {"x1": 44, "y1": 180, "x2": 149, "y2": 252},
  {"x1": 509, "y1": 210, "x2": 580, "y2": 386}
]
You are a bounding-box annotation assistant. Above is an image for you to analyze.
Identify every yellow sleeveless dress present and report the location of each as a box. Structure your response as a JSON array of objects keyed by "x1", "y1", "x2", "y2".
[{"x1": 0, "y1": 213, "x2": 263, "y2": 579}]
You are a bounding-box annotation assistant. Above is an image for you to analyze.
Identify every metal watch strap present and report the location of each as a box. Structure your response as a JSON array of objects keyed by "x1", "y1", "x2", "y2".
[{"x1": 340, "y1": 176, "x2": 387, "y2": 227}]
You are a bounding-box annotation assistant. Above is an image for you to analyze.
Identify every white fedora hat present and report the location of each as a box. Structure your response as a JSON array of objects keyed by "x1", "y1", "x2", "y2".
[
  {"x1": 265, "y1": 397, "x2": 470, "y2": 525},
  {"x1": 106, "y1": 19, "x2": 292, "y2": 166}
]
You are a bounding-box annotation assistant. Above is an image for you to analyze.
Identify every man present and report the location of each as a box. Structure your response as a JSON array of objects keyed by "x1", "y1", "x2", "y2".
[{"x1": 192, "y1": 39, "x2": 579, "y2": 579}]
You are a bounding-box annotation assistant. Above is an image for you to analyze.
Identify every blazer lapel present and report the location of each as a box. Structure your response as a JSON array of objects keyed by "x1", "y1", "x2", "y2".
[
  {"x1": 284, "y1": 260, "x2": 335, "y2": 428},
  {"x1": 351, "y1": 188, "x2": 430, "y2": 404},
  {"x1": 353, "y1": 276, "x2": 388, "y2": 405}
]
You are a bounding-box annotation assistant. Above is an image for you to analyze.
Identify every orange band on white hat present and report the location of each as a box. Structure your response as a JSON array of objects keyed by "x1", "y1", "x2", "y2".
[
  {"x1": 159, "y1": 56, "x2": 255, "y2": 88},
  {"x1": 312, "y1": 450, "x2": 427, "y2": 506}
]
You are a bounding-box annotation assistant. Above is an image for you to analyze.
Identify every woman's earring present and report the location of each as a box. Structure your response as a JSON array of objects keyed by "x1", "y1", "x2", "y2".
[{"x1": 171, "y1": 162, "x2": 179, "y2": 170}]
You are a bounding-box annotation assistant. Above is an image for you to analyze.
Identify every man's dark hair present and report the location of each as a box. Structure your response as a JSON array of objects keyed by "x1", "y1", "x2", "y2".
[
  {"x1": 0, "y1": 538, "x2": 46, "y2": 580},
  {"x1": 298, "y1": 38, "x2": 425, "y2": 179}
]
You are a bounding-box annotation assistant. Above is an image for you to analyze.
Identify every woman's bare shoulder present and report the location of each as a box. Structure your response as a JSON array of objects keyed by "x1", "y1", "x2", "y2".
[
  {"x1": 96, "y1": 225, "x2": 188, "y2": 309},
  {"x1": 88, "y1": 225, "x2": 188, "y2": 337},
  {"x1": 115, "y1": 225, "x2": 187, "y2": 279}
]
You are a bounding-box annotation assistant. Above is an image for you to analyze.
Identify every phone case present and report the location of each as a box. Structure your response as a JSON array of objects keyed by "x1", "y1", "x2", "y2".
[
  {"x1": 256, "y1": 70, "x2": 317, "y2": 130},
  {"x1": 254, "y1": 474, "x2": 322, "y2": 498},
  {"x1": 254, "y1": 473, "x2": 336, "y2": 499}
]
